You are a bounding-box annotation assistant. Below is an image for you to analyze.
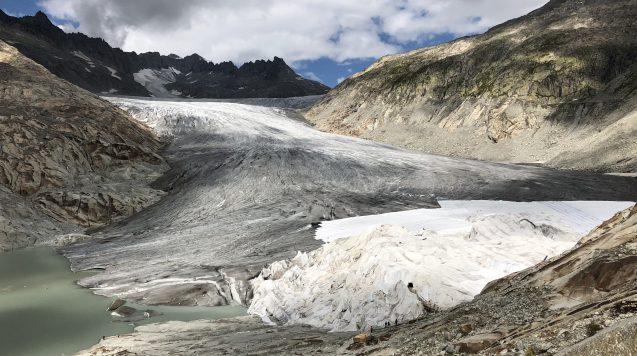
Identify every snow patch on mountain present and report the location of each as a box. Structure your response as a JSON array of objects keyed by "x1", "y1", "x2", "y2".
[
  {"x1": 105, "y1": 66, "x2": 121, "y2": 80},
  {"x1": 248, "y1": 201, "x2": 634, "y2": 332},
  {"x1": 71, "y1": 50, "x2": 95, "y2": 68},
  {"x1": 133, "y1": 67, "x2": 182, "y2": 98}
]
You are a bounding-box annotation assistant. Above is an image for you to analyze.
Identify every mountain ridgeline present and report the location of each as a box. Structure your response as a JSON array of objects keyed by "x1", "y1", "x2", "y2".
[
  {"x1": 307, "y1": 0, "x2": 637, "y2": 172},
  {"x1": 0, "y1": 10, "x2": 329, "y2": 98}
]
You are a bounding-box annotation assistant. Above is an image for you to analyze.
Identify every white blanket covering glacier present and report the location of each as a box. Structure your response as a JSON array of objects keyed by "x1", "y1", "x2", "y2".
[{"x1": 248, "y1": 200, "x2": 634, "y2": 332}]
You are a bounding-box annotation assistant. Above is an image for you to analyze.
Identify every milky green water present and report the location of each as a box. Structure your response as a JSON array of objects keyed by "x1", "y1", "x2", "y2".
[{"x1": 0, "y1": 247, "x2": 247, "y2": 356}]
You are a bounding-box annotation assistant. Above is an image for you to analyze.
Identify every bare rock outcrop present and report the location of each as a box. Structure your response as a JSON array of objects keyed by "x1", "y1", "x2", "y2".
[
  {"x1": 0, "y1": 40, "x2": 167, "y2": 249},
  {"x1": 559, "y1": 316, "x2": 637, "y2": 356},
  {"x1": 0, "y1": 185, "x2": 73, "y2": 251},
  {"x1": 78, "y1": 316, "x2": 353, "y2": 356},
  {"x1": 307, "y1": 0, "x2": 637, "y2": 172}
]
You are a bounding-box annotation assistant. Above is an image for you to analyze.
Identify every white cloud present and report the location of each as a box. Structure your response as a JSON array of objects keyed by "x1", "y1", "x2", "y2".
[
  {"x1": 52, "y1": 20, "x2": 78, "y2": 33},
  {"x1": 2, "y1": 9, "x2": 21, "y2": 17},
  {"x1": 336, "y1": 76, "x2": 347, "y2": 84},
  {"x1": 39, "y1": 0, "x2": 548, "y2": 64},
  {"x1": 301, "y1": 71, "x2": 323, "y2": 83}
]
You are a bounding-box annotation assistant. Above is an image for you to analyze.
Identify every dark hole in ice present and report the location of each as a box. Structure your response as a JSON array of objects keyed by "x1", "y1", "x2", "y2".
[{"x1": 407, "y1": 282, "x2": 414, "y2": 288}]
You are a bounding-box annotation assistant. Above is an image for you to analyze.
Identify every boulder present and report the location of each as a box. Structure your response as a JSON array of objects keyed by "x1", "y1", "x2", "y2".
[
  {"x1": 110, "y1": 306, "x2": 137, "y2": 318},
  {"x1": 353, "y1": 333, "x2": 368, "y2": 344},
  {"x1": 455, "y1": 332, "x2": 503, "y2": 354},
  {"x1": 459, "y1": 323, "x2": 474, "y2": 336},
  {"x1": 107, "y1": 298, "x2": 126, "y2": 311}
]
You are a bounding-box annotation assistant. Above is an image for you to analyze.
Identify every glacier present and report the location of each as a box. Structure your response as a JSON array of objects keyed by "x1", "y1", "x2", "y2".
[{"x1": 61, "y1": 96, "x2": 637, "y2": 308}]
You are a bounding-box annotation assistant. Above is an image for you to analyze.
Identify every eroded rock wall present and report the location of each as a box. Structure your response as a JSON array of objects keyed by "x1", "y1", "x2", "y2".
[{"x1": 0, "y1": 40, "x2": 167, "y2": 249}]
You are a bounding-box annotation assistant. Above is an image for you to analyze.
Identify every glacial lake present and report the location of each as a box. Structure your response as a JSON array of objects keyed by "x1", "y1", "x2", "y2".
[{"x1": 0, "y1": 247, "x2": 247, "y2": 356}]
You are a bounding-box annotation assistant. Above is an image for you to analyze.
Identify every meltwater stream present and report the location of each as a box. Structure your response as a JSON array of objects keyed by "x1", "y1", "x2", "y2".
[{"x1": 0, "y1": 247, "x2": 246, "y2": 356}]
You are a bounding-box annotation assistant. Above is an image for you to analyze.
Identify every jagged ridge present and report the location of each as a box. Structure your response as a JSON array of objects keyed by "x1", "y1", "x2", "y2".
[{"x1": 0, "y1": 11, "x2": 329, "y2": 98}]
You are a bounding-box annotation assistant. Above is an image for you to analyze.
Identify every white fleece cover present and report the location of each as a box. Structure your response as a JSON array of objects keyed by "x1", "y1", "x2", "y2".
[{"x1": 248, "y1": 200, "x2": 634, "y2": 331}]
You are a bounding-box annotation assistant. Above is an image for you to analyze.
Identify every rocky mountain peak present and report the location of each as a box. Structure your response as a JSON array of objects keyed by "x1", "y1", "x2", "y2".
[
  {"x1": 0, "y1": 9, "x2": 10, "y2": 21},
  {"x1": 6, "y1": 10, "x2": 58, "y2": 33},
  {"x1": 33, "y1": 10, "x2": 50, "y2": 21},
  {"x1": 272, "y1": 56, "x2": 286, "y2": 64},
  {"x1": 0, "y1": 11, "x2": 329, "y2": 98}
]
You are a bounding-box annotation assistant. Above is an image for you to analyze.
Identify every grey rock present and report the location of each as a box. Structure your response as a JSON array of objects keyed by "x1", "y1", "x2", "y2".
[
  {"x1": 0, "y1": 40, "x2": 167, "y2": 249},
  {"x1": 110, "y1": 306, "x2": 137, "y2": 318},
  {"x1": 106, "y1": 298, "x2": 126, "y2": 312},
  {"x1": 559, "y1": 316, "x2": 637, "y2": 356}
]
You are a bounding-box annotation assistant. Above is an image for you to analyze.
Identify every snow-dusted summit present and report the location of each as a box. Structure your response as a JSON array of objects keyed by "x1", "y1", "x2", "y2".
[{"x1": 0, "y1": 11, "x2": 329, "y2": 98}]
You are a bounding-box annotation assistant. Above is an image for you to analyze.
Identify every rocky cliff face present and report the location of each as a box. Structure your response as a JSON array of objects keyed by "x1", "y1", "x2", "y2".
[
  {"x1": 0, "y1": 40, "x2": 167, "y2": 250},
  {"x1": 307, "y1": 0, "x2": 637, "y2": 172},
  {"x1": 0, "y1": 11, "x2": 329, "y2": 99}
]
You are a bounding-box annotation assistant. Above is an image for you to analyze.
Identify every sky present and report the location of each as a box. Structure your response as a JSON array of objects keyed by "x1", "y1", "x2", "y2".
[{"x1": 1, "y1": 0, "x2": 548, "y2": 87}]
